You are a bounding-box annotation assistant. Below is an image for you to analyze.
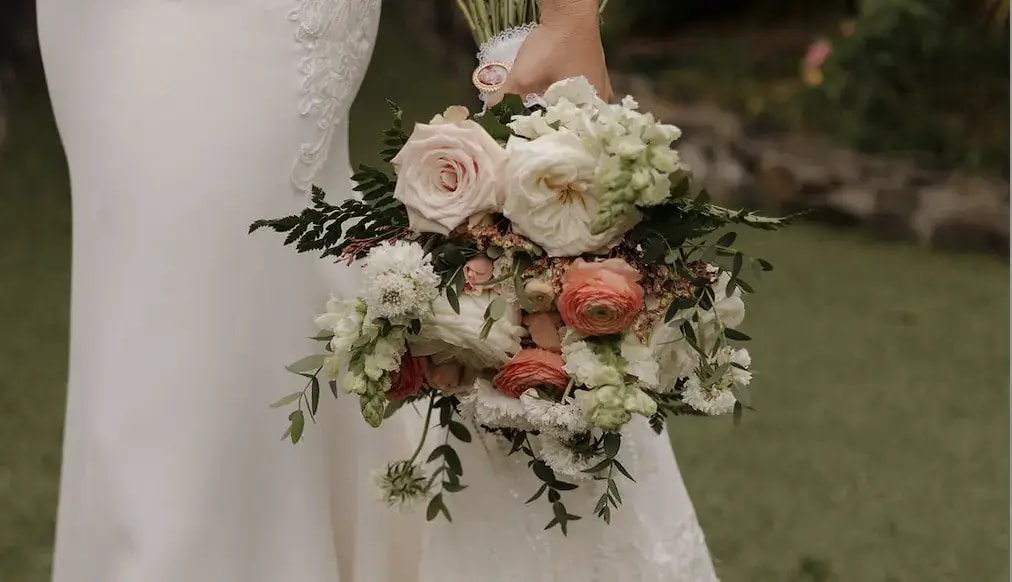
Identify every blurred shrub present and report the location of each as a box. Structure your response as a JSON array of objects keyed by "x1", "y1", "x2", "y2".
[
  {"x1": 603, "y1": 0, "x2": 855, "y2": 42},
  {"x1": 804, "y1": 0, "x2": 1009, "y2": 174}
]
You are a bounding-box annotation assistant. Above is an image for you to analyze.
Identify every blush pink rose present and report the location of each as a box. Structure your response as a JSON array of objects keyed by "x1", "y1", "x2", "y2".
[
  {"x1": 391, "y1": 120, "x2": 507, "y2": 235},
  {"x1": 522, "y1": 312, "x2": 563, "y2": 352},
  {"x1": 558, "y1": 258, "x2": 644, "y2": 336},
  {"x1": 425, "y1": 361, "x2": 466, "y2": 394},
  {"x1": 387, "y1": 354, "x2": 428, "y2": 401},
  {"x1": 463, "y1": 256, "x2": 494, "y2": 294},
  {"x1": 493, "y1": 349, "x2": 569, "y2": 399}
]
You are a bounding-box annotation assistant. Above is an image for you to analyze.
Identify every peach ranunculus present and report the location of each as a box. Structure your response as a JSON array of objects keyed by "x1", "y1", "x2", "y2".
[
  {"x1": 391, "y1": 113, "x2": 507, "y2": 236},
  {"x1": 493, "y1": 349, "x2": 569, "y2": 399},
  {"x1": 387, "y1": 354, "x2": 428, "y2": 401},
  {"x1": 463, "y1": 256, "x2": 495, "y2": 294},
  {"x1": 425, "y1": 360, "x2": 466, "y2": 394},
  {"x1": 558, "y1": 258, "x2": 644, "y2": 336},
  {"x1": 522, "y1": 311, "x2": 563, "y2": 352}
]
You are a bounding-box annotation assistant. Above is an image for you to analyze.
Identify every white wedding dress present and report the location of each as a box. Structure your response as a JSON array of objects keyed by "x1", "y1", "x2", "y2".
[{"x1": 38, "y1": 1, "x2": 717, "y2": 580}]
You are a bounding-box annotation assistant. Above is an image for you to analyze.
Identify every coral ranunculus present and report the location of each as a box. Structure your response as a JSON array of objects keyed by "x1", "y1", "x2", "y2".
[
  {"x1": 558, "y1": 258, "x2": 644, "y2": 336},
  {"x1": 387, "y1": 354, "x2": 428, "y2": 401},
  {"x1": 493, "y1": 349, "x2": 569, "y2": 399}
]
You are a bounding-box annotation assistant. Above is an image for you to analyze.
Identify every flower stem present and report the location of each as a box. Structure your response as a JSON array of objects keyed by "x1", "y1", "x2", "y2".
[{"x1": 408, "y1": 392, "x2": 437, "y2": 465}]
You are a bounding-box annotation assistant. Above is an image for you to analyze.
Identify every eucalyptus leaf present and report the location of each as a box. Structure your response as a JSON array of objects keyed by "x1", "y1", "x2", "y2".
[
  {"x1": 286, "y1": 354, "x2": 327, "y2": 373},
  {"x1": 288, "y1": 410, "x2": 305, "y2": 444},
  {"x1": 724, "y1": 328, "x2": 751, "y2": 342},
  {"x1": 270, "y1": 391, "x2": 303, "y2": 409},
  {"x1": 448, "y1": 421, "x2": 472, "y2": 443},
  {"x1": 532, "y1": 460, "x2": 556, "y2": 483},
  {"x1": 488, "y1": 297, "x2": 508, "y2": 321},
  {"x1": 716, "y1": 231, "x2": 738, "y2": 248}
]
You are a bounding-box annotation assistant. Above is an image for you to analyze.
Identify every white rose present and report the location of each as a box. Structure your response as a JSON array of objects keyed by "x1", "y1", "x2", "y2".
[
  {"x1": 409, "y1": 293, "x2": 525, "y2": 370},
  {"x1": 502, "y1": 132, "x2": 638, "y2": 257},
  {"x1": 392, "y1": 120, "x2": 507, "y2": 235}
]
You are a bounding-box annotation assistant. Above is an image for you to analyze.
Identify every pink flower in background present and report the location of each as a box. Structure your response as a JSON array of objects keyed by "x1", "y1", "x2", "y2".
[
  {"x1": 387, "y1": 354, "x2": 428, "y2": 401},
  {"x1": 558, "y1": 258, "x2": 644, "y2": 336},
  {"x1": 803, "y1": 39, "x2": 833, "y2": 69},
  {"x1": 493, "y1": 349, "x2": 569, "y2": 399}
]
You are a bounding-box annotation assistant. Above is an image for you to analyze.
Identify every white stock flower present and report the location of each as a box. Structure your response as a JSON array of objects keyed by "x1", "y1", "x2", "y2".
[
  {"x1": 392, "y1": 119, "x2": 507, "y2": 235},
  {"x1": 575, "y1": 383, "x2": 657, "y2": 431},
  {"x1": 562, "y1": 339, "x2": 622, "y2": 388},
  {"x1": 503, "y1": 131, "x2": 638, "y2": 257},
  {"x1": 543, "y1": 77, "x2": 603, "y2": 108},
  {"x1": 361, "y1": 241, "x2": 440, "y2": 321},
  {"x1": 620, "y1": 334, "x2": 660, "y2": 389},
  {"x1": 508, "y1": 110, "x2": 556, "y2": 140},
  {"x1": 343, "y1": 371, "x2": 369, "y2": 396},
  {"x1": 363, "y1": 335, "x2": 405, "y2": 381},
  {"x1": 409, "y1": 293, "x2": 525, "y2": 370}
]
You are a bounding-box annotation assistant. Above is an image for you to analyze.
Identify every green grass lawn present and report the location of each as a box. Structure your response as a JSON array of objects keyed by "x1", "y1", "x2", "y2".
[{"x1": 1, "y1": 12, "x2": 1008, "y2": 582}]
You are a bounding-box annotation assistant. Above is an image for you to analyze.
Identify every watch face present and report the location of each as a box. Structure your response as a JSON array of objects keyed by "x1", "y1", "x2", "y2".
[{"x1": 473, "y1": 62, "x2": 510, "y2": 93}]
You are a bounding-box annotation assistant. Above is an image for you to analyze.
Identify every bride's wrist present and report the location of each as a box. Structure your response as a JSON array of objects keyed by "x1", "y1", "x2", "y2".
[{"x1": 538, "y1": 0, "x2": 600, "y2": 30}]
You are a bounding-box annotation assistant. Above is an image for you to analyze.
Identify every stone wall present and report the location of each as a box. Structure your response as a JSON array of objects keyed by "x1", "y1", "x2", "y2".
[{"x1": 614, "y1": 74, "x2": 1010, "y2": 256}]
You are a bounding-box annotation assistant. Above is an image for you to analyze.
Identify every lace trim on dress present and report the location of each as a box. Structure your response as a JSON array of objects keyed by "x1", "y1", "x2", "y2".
[{"x1": 288, "y1": 0, "x2": 380, "y2": 193}]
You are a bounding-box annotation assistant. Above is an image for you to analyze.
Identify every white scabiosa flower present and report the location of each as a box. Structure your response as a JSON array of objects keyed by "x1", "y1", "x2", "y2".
[
  {"x1": 361, "y1": 241, "x2": 440, "y2": 321},
  {"x1": 375, "y1": 461, "x2": 431, "y2": 512}
]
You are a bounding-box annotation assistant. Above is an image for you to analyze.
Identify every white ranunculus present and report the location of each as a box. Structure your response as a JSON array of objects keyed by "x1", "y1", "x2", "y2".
[
  {"x1": 409, "y1": 293, "x2": 525, "y2": 370},
  {"x1": 620, "y1": 334, "x2": 660, "y2": 389},
  {"x1": 392, "y1": 120, "x2": 507, "y2": 235},
  {"x1": 503, "y1": 132, "x2": 638, "y2": 257},
  {"x1": 649, "y1": 320, "x2": 701, "y2": 392}
]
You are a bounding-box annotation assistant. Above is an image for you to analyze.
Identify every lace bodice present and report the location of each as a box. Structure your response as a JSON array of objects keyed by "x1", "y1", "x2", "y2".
[{"x1": 289, "y1": 0, "x2": 381, "y2": 192}]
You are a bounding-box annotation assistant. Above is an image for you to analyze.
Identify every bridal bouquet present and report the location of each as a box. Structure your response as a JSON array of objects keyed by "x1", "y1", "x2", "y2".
[{"x1": 252, "y1": 1, "x2": 789, "y2": 534}]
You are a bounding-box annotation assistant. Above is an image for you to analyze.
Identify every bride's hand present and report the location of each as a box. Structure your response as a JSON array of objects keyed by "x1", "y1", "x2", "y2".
[{"x1": 487, "y1": 0, "x2": 613, "y2": 106}]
